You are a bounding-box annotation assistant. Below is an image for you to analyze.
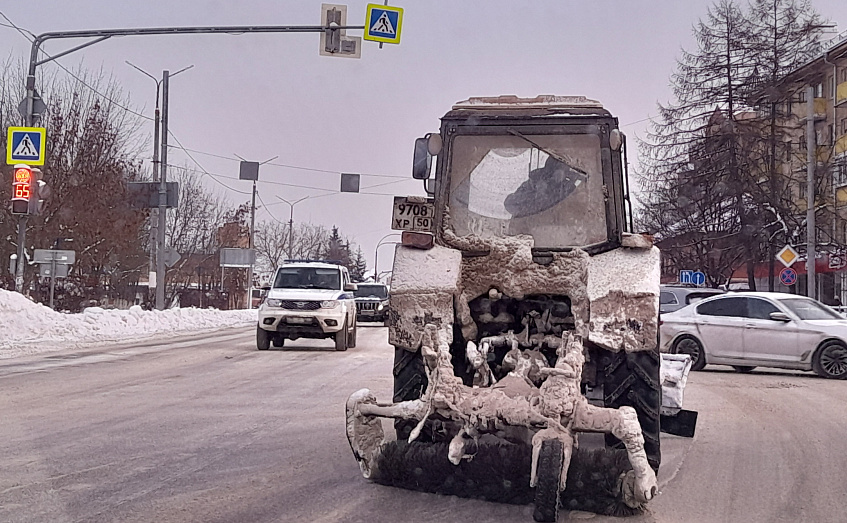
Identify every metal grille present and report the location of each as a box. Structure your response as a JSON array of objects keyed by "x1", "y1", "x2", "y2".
[
  {"x1": 280, "y1": 300, "x2": 321, "y2": 310},
  {"x1": 356, "y1": 302, "x2": 377, "y2": 311}
]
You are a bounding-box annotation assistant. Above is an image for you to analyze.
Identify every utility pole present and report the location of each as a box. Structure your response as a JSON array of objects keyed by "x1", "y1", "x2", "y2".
[
  {"x1": 248, "y1": 177, "x2": 256, "y2": 308},
  {"x1": 126, "y1": 61, "x2": 161, "y2": 305},
  {"x1": 156, "y1": 70, "x2": 170, "y2": 310},
  {"x1": 806, "y1": 85, "x2": 817, "y2": 299}
]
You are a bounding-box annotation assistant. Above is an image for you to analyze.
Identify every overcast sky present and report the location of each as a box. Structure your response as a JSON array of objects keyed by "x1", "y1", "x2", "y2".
[{"x1": 1, "y1": 1, "x2": 843, "y2": 276}]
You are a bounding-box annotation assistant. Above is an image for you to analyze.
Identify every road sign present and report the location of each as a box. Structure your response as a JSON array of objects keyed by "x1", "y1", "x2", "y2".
[
  {"x1": 7, "y1": 126, "x2": 46, "y2": 166},
  {"x1": 127, "y1": 182, "x2": 179, "y2": 209},
  {"x1": 40, "y1": 263, "x2": 69, "y2": 278},
  {"x1": 776, "y1": 245, "x2": 798, "y2": 268},
  {"x1": 340, "y1": 173, "x2": 360, "y2": 192},
  {"x1": 779, "y1": 267, "x2": 798, "y2": 286},
  {"x1": 17, "y1": 90, "x2": 47, "y2": 123},
  {"x1": 33, "y1": 249, "x2": 75, "y2": 264},
  {"x1": 220, "y1": 248, "x2": 256, "y2": 268},
  {"x1": 162, "y1": 247, "x2": 181, "y2": 268},
  {"x1": 679, "y1": 270, "x2": 706, "y2": 285},
  {"x1": 364, "y1": 4, "x2": 403, "y2": 44}
]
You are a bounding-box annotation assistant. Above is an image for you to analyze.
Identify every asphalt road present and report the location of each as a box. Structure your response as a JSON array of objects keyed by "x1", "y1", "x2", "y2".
[{"x1": 1, "y1": 325, "x2": 846, "y2": 523}]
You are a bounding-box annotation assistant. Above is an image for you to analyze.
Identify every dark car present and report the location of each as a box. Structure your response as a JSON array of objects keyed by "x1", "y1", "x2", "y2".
[
  {"x1": 354, "y1": 283, "x2": 390, "y2": 323},
  {"x1": 660, "y1": 285, "x2": 724, "y2": 314}
]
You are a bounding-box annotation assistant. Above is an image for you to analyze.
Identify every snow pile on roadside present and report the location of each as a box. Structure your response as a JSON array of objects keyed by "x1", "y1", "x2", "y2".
[{"x1": 0, "y1": 289, "x2": 257, "y2": 359}]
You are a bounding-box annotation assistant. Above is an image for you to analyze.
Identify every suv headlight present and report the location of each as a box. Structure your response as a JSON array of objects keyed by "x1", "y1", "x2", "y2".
[
  {"x1": 266, "y1": 298, "x2": 282, "y2": 307},
  {"x1": 320, "y1": 300, "x2": 340, "y2": 309},
  {"x1": 378, "y1": 302, "x2": 386, "y2": 311}
]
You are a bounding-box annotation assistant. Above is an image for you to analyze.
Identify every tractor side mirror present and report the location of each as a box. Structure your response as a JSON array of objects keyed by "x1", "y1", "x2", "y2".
[{"x1": 412, "y1": 137, "x2": 431, "y2": 180}]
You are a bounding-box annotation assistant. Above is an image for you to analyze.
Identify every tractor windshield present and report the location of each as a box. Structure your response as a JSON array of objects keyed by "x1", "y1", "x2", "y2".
[{"x1": 447, "y1": 133, "x2": 607, "y2": 249}]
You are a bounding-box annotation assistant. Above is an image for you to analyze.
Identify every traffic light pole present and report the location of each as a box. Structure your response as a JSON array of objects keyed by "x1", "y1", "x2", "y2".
[
  {"x1": 18, "y1": 23, "x2": 364, "y2": 297},
  {"x1": 14, "y1": 216, "x2": 27, "y2": 292}
]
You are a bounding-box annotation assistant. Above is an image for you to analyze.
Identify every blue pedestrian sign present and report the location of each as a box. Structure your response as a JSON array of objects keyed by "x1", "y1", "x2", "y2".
[
  {"x1": 7, "y1": 126, "x2": 46, "y2": 166},
  {"x1": 680, "y1": 270, "x2": 706, "y2": 286},
  {"x1": 364, "y1": 4, "x2": 403, "y2": 44},
  {"x1": 780, "y1": 267, "x2": 797, "y2": 286}
]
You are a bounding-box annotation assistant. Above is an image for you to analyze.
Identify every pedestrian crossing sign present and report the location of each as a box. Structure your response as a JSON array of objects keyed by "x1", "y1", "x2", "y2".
[
  {"x1": 7, "y1": 126, "x2": 46, "y2": 166},
  {"x1": 364, "y1": 4, "x2": 403, "y2": 44}
]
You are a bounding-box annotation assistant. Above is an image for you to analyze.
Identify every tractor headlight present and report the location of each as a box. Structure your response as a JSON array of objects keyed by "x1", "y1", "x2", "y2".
[
  {"x1": 266, "y1": 298, "x2": 282, "y2": 308},
  {"x1": 320, "y1": 300, "x2": 340, "y2": 309}
]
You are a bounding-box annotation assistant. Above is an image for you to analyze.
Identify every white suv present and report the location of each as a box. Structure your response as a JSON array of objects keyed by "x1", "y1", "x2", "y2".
[{"x1": 257, "y1": 261, "x2": 358, "y2": 351}]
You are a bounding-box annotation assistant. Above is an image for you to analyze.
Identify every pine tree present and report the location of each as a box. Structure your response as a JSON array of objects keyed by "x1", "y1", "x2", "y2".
[{"x1": 350, "y1": 247, "x2": 368, "y2": 282}]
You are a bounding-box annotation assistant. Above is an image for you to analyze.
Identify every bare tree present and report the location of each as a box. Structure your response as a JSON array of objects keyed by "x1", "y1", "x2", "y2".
[{"x1": 0, "y1": 60, "x2": 149, "y2": 310}]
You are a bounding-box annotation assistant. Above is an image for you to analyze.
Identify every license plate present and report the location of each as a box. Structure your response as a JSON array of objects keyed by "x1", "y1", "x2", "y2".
[
  {"x1": 287, "y1": 317, "x2": 311, "y2": 324},
  {"x1": 392, "y1": 196, "x2": 435, "y2": 232}
]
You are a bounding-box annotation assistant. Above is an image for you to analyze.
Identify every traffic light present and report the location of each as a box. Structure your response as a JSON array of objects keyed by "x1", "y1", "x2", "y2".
[
  {"x1": 10, "y1": 164, "x2": 46, "y2": 215},
  {"x1": 11, "y1": 164, "x2": 33, "y2": 214}
]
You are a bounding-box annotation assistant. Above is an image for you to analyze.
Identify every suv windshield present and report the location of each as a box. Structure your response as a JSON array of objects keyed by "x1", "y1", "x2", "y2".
[
  {"x1": 273, "y1": 267, "x2": 340, "y2": 290},
  {"x1": 777, "y1": 298, "x2": 842, "y2": 320},
  {"x1": 354, "y1": 284, "x2": 388, "y2": 299},
  {"x1": 447, "y1": 132, "x2": 607, "y2": 249}
]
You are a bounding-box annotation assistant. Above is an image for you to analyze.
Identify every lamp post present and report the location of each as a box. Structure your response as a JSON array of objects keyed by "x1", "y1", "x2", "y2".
[
  {"x1": 126, "y1": 62, "x2": 193, "y2": 310},
  {"x1": 277, "y1": 196, "x2": 310, "y2": 259},
  {"x1": 374, "y1": 233, "x2": 402, "y2": 283}
]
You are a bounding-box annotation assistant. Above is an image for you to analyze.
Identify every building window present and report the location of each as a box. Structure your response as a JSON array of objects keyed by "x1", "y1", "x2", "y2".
[
  {"x1": 800, "y1": 181, "x2": 807, "y2": 199},
  {"x1": 835, "y1": 162, "x2": 847, "y2": 188},
  {"x1": 800, "y1": 136, "x2": 807, "y2": 150},
  {"x1": 842, "y1": 118, "x2": 847, "y2": 135},
  {"x1": 785, "y1": 142, "x2": 792, "y2": 161},
  {"x1": 814, "y1": 83, "x2": 823, "y2": 98},
  {"x1": 798, "y1": 90, "x2": 806, "y2": 103}
]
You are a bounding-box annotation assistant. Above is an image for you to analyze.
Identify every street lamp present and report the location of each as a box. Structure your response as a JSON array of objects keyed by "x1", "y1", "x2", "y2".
[
  {"x1": 277, "y1": 196, "x2": 310, "y2": 259},
  {"x1": 374, "y1": 233, "x2": 401, "y2": 283},
  {"x1": 126, "y1": 62, "x2": 193, "y2": 310}
]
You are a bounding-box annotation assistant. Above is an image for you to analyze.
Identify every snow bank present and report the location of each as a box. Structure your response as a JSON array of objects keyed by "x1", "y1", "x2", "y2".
[{"x1": 0, "y1": 289, "x2": 257, "y2": 359}]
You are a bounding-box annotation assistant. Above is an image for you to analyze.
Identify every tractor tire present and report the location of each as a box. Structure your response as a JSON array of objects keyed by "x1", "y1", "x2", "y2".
[
  {"x1": 257, "y1": 327, "x2": 270, "y2": 351},
  {"x1": 392, "y1": 346, "x2": 428, "y2": 441},
  {"x1": 602, "y1": 349, "x2": 662, "y2": 473},
  {"x1": 533, "y1": 438, "x2": 563, "y2": 523}
]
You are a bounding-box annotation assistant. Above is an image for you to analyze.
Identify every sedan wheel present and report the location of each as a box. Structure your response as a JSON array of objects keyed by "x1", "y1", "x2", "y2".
[
  {"x1": 813, "y1": 341, "x2": 847, "y2": 379},
  {"x1": 673, "y1": 335, "x2": 706, "y2": 371}
]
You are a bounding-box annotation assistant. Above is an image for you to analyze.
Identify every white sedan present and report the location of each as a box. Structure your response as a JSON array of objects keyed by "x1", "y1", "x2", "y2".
[{"x1": 660, "y1": 291, "x2": 847, "y2": 379}]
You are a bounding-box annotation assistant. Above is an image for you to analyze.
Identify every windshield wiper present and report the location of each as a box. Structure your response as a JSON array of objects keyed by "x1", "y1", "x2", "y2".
[{"x1": 507, "y1": 129, "x2": 588, "y2": 180}]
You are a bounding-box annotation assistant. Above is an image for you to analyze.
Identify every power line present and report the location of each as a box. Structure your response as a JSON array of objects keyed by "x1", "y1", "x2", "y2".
[
  {"x1": 170, "y1": 144, "x2": 407, "y2": 179},
  {"x1": 0, "y1": 10, "x2": 155, "y2": 123}
]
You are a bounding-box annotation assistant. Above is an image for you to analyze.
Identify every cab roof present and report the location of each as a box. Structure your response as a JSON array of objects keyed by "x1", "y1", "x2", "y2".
[{"x1": 445, "y1": 95, "x2": 612, "y2": 119}]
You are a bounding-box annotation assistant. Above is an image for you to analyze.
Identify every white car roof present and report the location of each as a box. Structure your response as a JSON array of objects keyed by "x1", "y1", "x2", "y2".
[
  {"x1": 722, "y1": 291, "x2": 810, "y2": 300},
  {"x1": 279, "y1": 262, "x2": 342, "y2": 270}
]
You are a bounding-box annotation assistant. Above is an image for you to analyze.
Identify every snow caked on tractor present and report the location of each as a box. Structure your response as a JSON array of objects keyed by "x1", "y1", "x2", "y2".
[{"x1": 346, "y1": 96, "x2": 667, "y2": 521}]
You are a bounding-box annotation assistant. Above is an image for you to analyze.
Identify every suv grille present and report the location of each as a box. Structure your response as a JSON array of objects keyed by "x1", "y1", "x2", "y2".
[
  {"x1": 356, "y1": 302, "x2": 378, "y2": 311},
  {"x1": 280, "y1": 300, "x2": 321, "y2": 310}
]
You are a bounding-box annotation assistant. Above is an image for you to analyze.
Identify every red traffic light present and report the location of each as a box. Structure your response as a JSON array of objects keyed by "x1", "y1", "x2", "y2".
[{"x1": 11, "y1": 164, "x2": 33, "y2": 215}]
